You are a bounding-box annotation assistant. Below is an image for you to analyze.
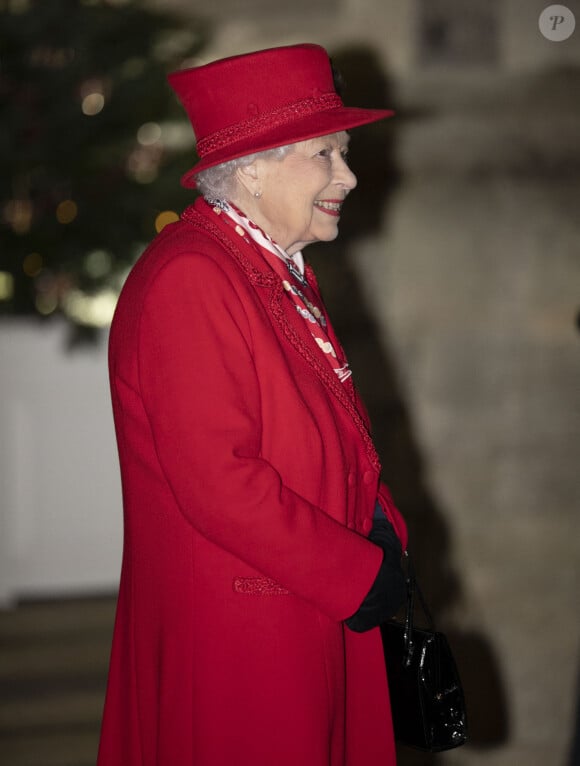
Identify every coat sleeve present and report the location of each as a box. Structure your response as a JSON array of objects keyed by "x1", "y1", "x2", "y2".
[
  {"x1": 377, "y1": 483, "x2": 408, "y2": 552},
  {"x1": 136, "y1": 250, "x2": 382, "y2": 622}
]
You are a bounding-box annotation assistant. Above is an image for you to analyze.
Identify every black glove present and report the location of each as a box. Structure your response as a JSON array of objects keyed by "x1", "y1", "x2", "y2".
[{"x1": 345, "y1": 515, "x2": 406, "y2": 633}]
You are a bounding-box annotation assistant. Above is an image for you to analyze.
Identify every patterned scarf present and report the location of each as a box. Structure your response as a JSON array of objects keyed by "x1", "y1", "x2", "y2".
[{"x1": 210, "y1": 199, "x2": 352, "y2": 384}]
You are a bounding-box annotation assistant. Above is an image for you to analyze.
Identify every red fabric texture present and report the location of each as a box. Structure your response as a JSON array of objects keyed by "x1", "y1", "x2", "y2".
[{"x1": 97, "y1": 197, "x2": 407, "y2": 766}]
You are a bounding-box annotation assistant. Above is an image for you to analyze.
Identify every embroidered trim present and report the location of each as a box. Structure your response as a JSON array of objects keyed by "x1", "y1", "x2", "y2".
[
  {"x1": 233, "y1": 576, "x2": 290, "y2": 596},
  {"x1": 197, "y1": 93, "x2": 343, "y2": 156},
  {"x1": 180, "y1": 205, "x2": 381, "y2": 472},
  {"x1": 267, "y1": 281, "x2": 377, "y2": 468},
  {"x1": 181, "y1": 205, "x2": 276, "y2": 289}
]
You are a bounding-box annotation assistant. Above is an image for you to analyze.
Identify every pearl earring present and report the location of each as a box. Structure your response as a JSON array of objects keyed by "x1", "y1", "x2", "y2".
[{"x1": 254, "y1": 191, "x2": 262, "y2": 198}]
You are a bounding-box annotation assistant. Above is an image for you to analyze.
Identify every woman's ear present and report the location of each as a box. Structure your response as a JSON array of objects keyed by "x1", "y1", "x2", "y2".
[{"x1": 235, "y1": 162, "x2": 260, "y2": 198}]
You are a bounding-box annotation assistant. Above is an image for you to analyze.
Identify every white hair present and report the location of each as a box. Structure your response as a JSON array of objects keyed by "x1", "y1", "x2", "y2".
[{"x1": 195, "y1": 145, "x2": 293, "y2": 201}]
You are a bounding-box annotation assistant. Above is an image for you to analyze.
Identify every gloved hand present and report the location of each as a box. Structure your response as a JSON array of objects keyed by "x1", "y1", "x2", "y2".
[{"x1": 345, "y1": 515, "x2": 406, "y2": 633}]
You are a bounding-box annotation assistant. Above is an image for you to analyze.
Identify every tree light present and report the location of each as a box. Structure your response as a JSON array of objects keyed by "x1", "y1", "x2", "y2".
[
  {"x1": 23, "y1": 252, "x2": 43, "y2": 277},
  {"x1": 56, "y1": 200, "x2": 78, "y2": 224},
  {"x1": 137, "y1": 122, "x2": 162, "y2": 146},
  {"x1": 82, "y1": 92, "x2": 105, "y2": 116},
  {"x1": 0, "y1": 272, "x2": 15, "y2": 300},
  {"x1": 155, "y1": 211, "x2": 179, "y2": 233}
]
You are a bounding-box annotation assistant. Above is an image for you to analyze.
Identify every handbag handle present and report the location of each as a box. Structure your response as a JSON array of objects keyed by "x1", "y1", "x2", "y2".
[{"x1": 401, "y1": 552, "x2": 435, "y2": 667}]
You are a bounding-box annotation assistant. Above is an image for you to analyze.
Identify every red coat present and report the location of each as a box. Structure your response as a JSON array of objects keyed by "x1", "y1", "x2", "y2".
[{"x1": 98, "y1": 197, "x2": 407, "y2": 766}]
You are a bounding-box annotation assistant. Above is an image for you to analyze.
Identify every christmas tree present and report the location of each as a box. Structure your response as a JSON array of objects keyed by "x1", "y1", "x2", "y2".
[{"x1": 0, "y1": 0, "x2": 207, "y2": 337}]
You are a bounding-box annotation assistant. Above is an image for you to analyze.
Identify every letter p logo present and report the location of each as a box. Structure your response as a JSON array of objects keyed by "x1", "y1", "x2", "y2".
[{"x1": 539, "y1": 5, "x2": 576, "y2": 40}]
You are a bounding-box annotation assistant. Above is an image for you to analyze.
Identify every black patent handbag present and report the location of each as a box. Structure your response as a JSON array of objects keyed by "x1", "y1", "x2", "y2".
[{"x1": 380, "y1": 554, "x2": 468, "y2": 752}]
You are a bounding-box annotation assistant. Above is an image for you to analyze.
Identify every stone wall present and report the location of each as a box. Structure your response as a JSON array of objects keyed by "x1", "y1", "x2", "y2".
[{"x1": 362, "y1": 69, "x2": 580, "y2": 766}]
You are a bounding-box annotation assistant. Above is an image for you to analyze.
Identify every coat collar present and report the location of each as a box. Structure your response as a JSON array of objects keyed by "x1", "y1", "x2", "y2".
[{"x1": 181, "y1": 198, "x2": 381, "y2": 472}]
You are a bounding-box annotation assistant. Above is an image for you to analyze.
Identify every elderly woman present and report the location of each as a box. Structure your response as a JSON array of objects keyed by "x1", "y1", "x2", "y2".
[{"x1": 98, "y1": 43, "x2": 408, "y2": 766}]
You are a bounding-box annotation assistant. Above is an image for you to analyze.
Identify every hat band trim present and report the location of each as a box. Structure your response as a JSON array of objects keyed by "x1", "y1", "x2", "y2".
[{"x1": 196, "y1": 93, "x2": 343, "y2": 158}]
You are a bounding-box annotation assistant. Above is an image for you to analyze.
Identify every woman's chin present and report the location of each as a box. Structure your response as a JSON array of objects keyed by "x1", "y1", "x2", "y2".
[
  {"x1": 321, "y1": 225, "x2": 340, "y2": 243},
  {"x1": 290, "y1": 228, "x2": 339, "y2": 253},
  {"x1": 313, "y1": 218, "x2": 341, "y2": 242}
]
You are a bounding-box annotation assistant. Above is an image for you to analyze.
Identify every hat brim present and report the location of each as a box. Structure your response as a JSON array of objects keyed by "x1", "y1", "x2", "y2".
[{"x1": 181, "y1": 106, "x2": 394, "y2": 188}]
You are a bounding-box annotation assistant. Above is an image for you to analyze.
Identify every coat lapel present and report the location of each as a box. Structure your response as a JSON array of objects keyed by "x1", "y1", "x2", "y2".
[{"x1": 181, "y1": 201, "x2": 381, "y2": 472}]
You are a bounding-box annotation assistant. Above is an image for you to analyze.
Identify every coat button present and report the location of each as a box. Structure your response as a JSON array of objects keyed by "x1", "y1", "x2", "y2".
[
  {"x1": 363, "y1": 470, "x2": 375, "y2": 485},
  {"x1": 347, "y1": 472, "x2": 356, "y2": 487},
  {"x1": 362, "y1": 517, "x2": 372, "y2": 533}
]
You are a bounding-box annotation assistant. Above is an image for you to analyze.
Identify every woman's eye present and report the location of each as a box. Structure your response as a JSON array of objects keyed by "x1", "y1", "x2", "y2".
[{"x1": 316, "y1": 148, "x2": 331, "y2": 158}]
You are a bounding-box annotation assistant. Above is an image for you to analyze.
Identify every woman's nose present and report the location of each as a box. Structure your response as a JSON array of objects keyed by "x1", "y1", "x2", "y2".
[{"x1": 334, "y1": 154, "x2": 357, "y2": 190}]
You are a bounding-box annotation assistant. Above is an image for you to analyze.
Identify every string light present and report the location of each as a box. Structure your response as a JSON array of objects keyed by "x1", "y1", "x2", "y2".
[
  {"x1": 156, "y1": 121, "x2": 194, "y2": 150},
  {"x1": 62, "y1": 288, "x2": 118, "y2": 327},
  {"x1": 0, "y1": 272, "x2": 15, "y2": 301},
  {"x1": 84, "y1": 249, "x2": 112, "y2": 278},
  {"x1": 155, "y1": 210, "x2": 179, "y2": 233},
  {"x1": 56, "y1": 199, "x2": 78, "y2": 224},
  {"x1": 82, "y1": 92, "x2": 105, "y2": 116},
  {"x1": 137, "y1": 122, "x2": 162, "y2": 146},
  {"x1": 4, "y1": 199, "x2": 33, "y2": 234},
  {"x1": 126, "y1": 145, "x2": 162, "y2": 184},
  {"x1": 80, "y1": 79, "x2": 106, "y2": 116},
  {"x1": 35, "y1": 293, "x2": 58, "y2": 316},
  {"x1": 23, "y1": 252, "x2": 43, "y2": 277}
]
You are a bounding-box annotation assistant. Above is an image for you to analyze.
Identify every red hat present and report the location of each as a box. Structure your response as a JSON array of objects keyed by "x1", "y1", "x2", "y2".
[{"x1": 168, "y1": 43, "x2": 394, "y2": 188}]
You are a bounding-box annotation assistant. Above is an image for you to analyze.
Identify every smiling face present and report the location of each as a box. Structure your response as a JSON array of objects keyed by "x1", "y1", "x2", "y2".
[{"x1": 234, "y1": 132, "x2": 357, "y2": 255}]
